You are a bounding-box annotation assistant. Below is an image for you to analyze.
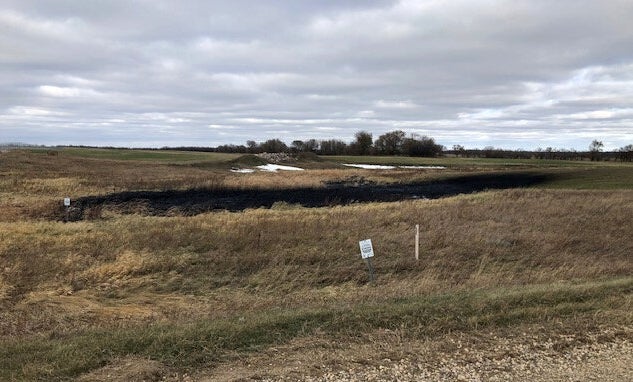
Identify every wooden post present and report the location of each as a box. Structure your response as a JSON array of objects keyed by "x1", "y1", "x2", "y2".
[
  {"x1": 365, "y1": 257, "x2": 375, "y2": 284},
  {"x1": 415, "y1": 224, "x2": 419, "y2": 260}
]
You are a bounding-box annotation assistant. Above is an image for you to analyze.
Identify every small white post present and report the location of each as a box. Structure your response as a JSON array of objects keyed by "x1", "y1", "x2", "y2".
[
  {"x1": 415, "y1": 224, "x2": 419, "y2": 260},
  {"x1": 64, "y1": 197, "x2": 71, "y2": 222}
]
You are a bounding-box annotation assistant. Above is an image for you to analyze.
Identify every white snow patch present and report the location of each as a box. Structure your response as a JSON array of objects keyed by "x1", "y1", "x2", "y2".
[
  {"x1": 256, "y1": 164, "x2": 304, "y2": 172},
  {"x1": 343, "y1": 164, "x2": 446, "y2": 170},
  {"x1": 343, "y1": 164, "x2": 396, "y2": 169},
  {"x1": 399, "y1": 165, "x2": 446, "y2": 169},
  {"x1": 230, "y1": 168, "x2": 256, "y2": 173}
]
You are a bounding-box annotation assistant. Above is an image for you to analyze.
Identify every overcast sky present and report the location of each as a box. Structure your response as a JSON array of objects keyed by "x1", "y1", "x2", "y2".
[{"x1": 2, "y1": 0, "x2": 633, "y2": 150}]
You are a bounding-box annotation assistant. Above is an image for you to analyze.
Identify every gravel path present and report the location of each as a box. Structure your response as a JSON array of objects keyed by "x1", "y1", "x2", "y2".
[
  {"x1": 298, "y1": 338, "x2": 632, "y2": 382},
  {"x1": 92, "y1": 327, "x2": 631, "y2": 381},
  {"x1": 189, "y1": 326, "x2": 633, "y2": 382}
]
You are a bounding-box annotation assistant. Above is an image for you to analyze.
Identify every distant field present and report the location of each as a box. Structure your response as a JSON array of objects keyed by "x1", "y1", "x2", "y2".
[
  {"x1": 325, "y1": 155, "x2": 633, "y2": 189},
  {"x1": 29, "y1": 147, "x2": 240, "y2": 163},
  {"x1": 325, "y1": 154, "x2": 629, "y2": 168},
  {"x1": 26, "y1": 148, "x2": 632, "y2": 170},
  {"x1": 540, "y1": 167, "x2": 633, "y2": 189}
]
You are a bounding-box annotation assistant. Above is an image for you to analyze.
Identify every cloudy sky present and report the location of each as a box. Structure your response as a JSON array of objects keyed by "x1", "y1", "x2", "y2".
[{"x1": 2, "y1": 0, "x2": 633, "y2": 150}]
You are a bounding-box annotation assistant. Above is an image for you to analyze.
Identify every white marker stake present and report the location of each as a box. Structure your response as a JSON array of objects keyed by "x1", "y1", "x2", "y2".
[
  {"x1": 359, "y1": 239, "x2": 375, "y2": 284},
  {"x1": 63, "y1": 197, "x2": 71, "y2": 222},
  {"x1": 415, "y1": 224, "x2": 419, "y2": 261}
]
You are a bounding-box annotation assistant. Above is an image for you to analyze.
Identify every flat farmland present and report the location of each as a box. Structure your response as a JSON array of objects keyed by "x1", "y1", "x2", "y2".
[{"x1": 0, "y1": 149, "x2": 631, "y2": 381}]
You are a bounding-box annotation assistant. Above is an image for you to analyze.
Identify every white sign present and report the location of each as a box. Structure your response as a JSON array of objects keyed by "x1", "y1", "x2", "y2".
[
  {"x1": 64, "y1": 197, "x2": 71, "y2": 207},
  {"x1": 359, "y1": 239, "x2": 374, "y2": 259}
]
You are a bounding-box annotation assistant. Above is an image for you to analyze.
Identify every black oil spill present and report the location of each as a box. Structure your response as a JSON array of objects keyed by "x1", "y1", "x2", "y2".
[{"x1": 68, "y1": 172, "x2": 552, "y2": 220}]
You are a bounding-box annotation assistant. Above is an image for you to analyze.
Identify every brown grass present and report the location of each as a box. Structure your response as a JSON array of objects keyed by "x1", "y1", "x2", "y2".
[
  {"x1": 1, "y1": 188, "x2": 631, "y2": 337},
  {"x1": 1, "y1": 149, "x2": 631, "y2": 380}
]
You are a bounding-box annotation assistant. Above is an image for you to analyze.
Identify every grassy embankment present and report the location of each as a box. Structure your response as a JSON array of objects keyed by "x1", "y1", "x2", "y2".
[{"x1": 0, "y1": 148, "x2": 631, "y2": 380}]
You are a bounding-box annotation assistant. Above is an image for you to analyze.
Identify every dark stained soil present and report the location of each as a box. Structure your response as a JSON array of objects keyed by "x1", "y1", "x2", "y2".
[{"x1": 67, "y1": 172, "x2": 552, "y2": 220}]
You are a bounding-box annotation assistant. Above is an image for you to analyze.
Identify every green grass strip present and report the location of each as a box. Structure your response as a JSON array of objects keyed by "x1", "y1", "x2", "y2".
[{"x1": 29, "y1": 147, "x2": 239, "y2": 163}]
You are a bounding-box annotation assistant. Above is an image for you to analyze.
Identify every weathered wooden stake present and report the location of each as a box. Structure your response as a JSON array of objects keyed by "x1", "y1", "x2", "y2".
[{"x1": 415, "y1": 224, "x2": 420, "y2": 260}]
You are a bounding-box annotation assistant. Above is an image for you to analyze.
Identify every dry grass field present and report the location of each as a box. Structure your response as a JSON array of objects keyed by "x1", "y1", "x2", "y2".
[{"x1": 0, "y1": 148, "x2": 631, "y2": 381}]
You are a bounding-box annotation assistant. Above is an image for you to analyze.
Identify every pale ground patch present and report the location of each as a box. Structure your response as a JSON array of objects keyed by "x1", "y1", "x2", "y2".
[
  {"x1": 75, "y1": 356, "x2": 168, "y2": 382},
  {"x1": 229, "y1": 168, "x2": 256, "y2": 173},
  {"x1": 343, "y1": 163, "x2": 396, "y2": 169},
  {"x1": 399, "y1": 165, "x2": 446, "y2": 169},
  {"x1": 229, "y1": 164, "x2": 305, "y2": 173},
  {"x1": 256, "y1": 164, "x2": 305, "y2": 172},
  {"x1": 342, "y1": 164, "x2": 446, "y2": 170}
]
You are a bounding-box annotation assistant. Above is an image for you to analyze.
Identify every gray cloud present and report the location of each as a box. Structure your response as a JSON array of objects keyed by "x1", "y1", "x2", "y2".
[{"x1": 1, "y1": 0, "x2": 632, "y2": 149}]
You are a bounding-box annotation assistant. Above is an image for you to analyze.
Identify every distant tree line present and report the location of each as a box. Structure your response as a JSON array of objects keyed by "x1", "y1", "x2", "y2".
[
  {"x1": 618, "y1": 144, "x2": 633, "y2": 162},
  {"x1": 445, "y1": 141, "x2": 633, "y2": 162},
  {"x1": 162, "y1": 131, "x2": 633, "y2": 162},
  {"x1": 8, "y1": 134, "x2": 631, "y2": 161},
  {"x1": 449, "y1": 146, "x2": 589, "y2": 160},
  {"x1": 170, "y1": 130, "x2": 444, "y2": 157}
]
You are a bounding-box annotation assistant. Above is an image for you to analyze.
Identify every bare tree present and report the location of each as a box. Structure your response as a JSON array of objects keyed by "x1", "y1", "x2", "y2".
[
  {"x1": 403, "y1": 134, "x2": 443, "y2": 157},
  {"x1": 375, "y1": 130, "x2": 406, "y2": 155},
  {"x1": 618, "y1": 144, "x2": 633, "y2": 162},
  {"x1": 352, "y1": 131, "x2": 373, "y2": 155},
  {"x1": 589, "y1": 140, "x2": 604, "y2": 161},
  {"x1": 452, "y1": 144, "x2": 465, "y2": 157},
  {"x1": 260, "y1": 139, "x2": 288, "y2": 153}
]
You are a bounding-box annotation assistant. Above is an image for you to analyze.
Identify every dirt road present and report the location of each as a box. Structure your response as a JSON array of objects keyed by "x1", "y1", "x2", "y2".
[
  {"x1": 295, "y1": 338, "x2": 632, "y2": 381},
  {"x1": 76, "y1": 326, "x2": 632, "y2": 381},
  {"x1": 195, "y1": 327, "x2": 633, "y2": 382}
]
